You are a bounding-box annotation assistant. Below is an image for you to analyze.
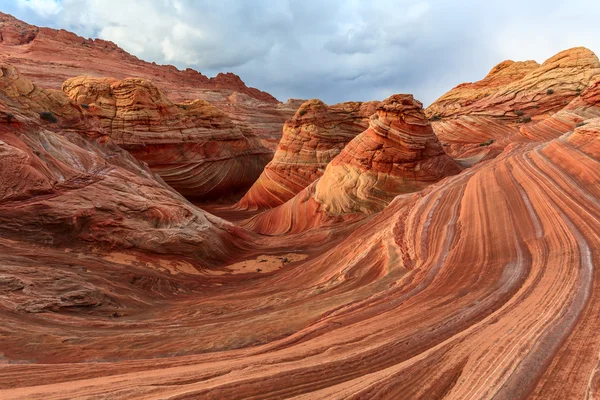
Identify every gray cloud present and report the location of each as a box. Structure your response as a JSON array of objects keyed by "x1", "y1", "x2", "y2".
[{"x1": 9, "y1": 0, "x2": 600, "y2": 105}]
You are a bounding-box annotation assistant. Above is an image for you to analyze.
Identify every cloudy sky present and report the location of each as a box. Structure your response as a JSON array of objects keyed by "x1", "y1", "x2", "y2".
[{"x1": 3, "y1": 0, "x2": 600, "y2": 104}]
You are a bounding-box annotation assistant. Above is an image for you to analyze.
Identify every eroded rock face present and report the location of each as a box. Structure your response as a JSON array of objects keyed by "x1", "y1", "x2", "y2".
[
  {"x1": 313, "y1": 94, "x2": 462, "y2": 215},
  {"x1": 0, "y1": 12, "x2": 301, "y2": 149},
  {"x1": 237, "y1": 99, "x2": 379, "y2": 210},
  {"x1": 427, "y1": 47, "x2": 600, "y2": 161},
  {"x1": 62, "y1": 76, "x2": 273, "y2": 200},
  {"x1": 0, "y1": 12, "x2": 275, "y2": 103},
  {"x1": 428, "y1": 47, "x2": 600, "y2": 119},
  {"x1": 3, "y1": 118, "x2": 600, "y2": 400},
  {"x1": 243, "y1": 94, "x2": 462, "y2": 234},
  {"x1": 521, "y1": 76, "x2": 600, "y2": 141},
  {"x1": 0, "y1": 65, "x2": 245, "y2": 263}
]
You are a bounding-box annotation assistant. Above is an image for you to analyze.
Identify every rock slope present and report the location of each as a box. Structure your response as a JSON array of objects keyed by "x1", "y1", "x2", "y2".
[
  {"x1": 62, "y1": 76, "x2": 272, "y2": 200},
  {"x1": 0, "y1": 12, "x2": 274, "y2": 103},
  {"x1": 0, "y1": 12, "x2": 300, "y2": 148},
  {"x1": 2, "y1": 36, "x2": 600, "y2": 400},
  {"x1": 2, "y1": 116, "x2": 599, "y2": 400},
  {"x1": 237, "y1": 99, "x2": 379, "y2": 210},
  {"x1": 427, "y1": 47, "x2": 600, "y2": 161},
  {"x1": 0, "y1": 64, "x2": 246, "y2": 262},
  {"x1": 243, "y1": 94, "x2": 462, "y2": 234}
]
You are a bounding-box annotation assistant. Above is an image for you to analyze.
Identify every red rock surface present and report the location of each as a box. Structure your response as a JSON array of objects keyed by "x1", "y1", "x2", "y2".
[
  {"x1": 0, "y1": 64, "x2": 247, "y2": 261},
  {"x1": 0, "y1": 12, "x2": 300, "y2": 151},
  {"x1": 62, "y1": 76, "x2": 272, "y2": 200},
  {"x1": 2, "y1": 109, "x2": 600, "y2": 400},
  {"x1": 427, "y1": 47, "x2": 600, "y2": 162},
  {"x1": 428, "y1": 47, "x2": 600, "y2": 119},
  {"x1": 237, "y1": 99, "x2": 379, "y2": 210},
  {"x1": 243, "y1": 94, "x2": 462, "y2": 234},
  {"x1": 0, "y1": 12, "x2": 275, "y2": 103},
  {"x1": 2, "y1": 18, "x2": 600, "y2": 399}
]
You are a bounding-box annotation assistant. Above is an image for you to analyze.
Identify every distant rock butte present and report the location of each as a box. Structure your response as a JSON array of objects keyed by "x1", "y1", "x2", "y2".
[
  {"x1": 428, "y1": 47, "x2": 600, "y2": 119},
  {"x1": 237, "y1": 99, "x2": 380, "y2": 210},
  {"x1": 62, "y1": 76, "x2": 272, "y2": 200},
  {"x1": 0, "y1": 12, "x2": 301, "y2": 149},
  {"x1": 0, "y1": 12, "x2": 275, "y2": 103},
  {"x1": 427, "y1": 47, "x2": 600, "y2": 160},
  {"x1": 243, "y1": 94, "x2": 462, "y2": 234}
]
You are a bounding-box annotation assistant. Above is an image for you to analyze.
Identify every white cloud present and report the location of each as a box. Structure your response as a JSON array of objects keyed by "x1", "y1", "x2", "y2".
[{"x1": 17, "y1": 0, "x2": 62, "y2": 17}]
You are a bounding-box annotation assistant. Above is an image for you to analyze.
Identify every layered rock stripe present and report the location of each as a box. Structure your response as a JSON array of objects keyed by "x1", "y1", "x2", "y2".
[
  {"x1": 2, "y1": 118, "x2": 599, "y2": 400},
  {"x1": 243, "y1": 94, "x2": 462, "y2": 234},
  {"x1": 0, "y1": 12, "x2": 300, "y2": 158},
  {"x1": 237, "y1": 99, "x2": 379, "y2": 210},
  {"x1": 1, "y1": 12, "x2": 600, "y2": 400},
  {"x1": 427, "y1": 47, "x2": 600, "y2": 161},
  {"x1": 62, "y1": 76, "x2": 273, "y2": 200}
]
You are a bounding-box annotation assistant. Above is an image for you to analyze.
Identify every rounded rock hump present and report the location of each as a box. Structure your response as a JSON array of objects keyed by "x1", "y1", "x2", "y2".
[
  {"x1": 236, "y1": 98, "x2": 379, "y2": 210},
  {"x1": 426, "y1": 47, "x2": 600, "y2": 161},
  {"x1": 62, "y1": 76, "x2": 273, "y2": 201},
  {"x1": 244, "y1": 94, "x2": 462, "y2": 235},
  {"x1": 314, "y1": 94, "x2": 462, "y2": 215},
  {"x1": 428, "y1": 47, "x2": 600, "y2": 119}
]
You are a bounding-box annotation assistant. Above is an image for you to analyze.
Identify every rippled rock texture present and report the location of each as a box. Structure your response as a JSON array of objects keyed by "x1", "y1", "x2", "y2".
[
  {"x1": 62, "y1": 76, "x2": 272, "y2": 200},
  {"x1": 237, "y1": 99, "x2": 379, "y2": 210},
  {"x1": 427, "y1": 47, "x2": 600, "y2": 161},
  {"x1": 2, "y1": 15, "x2": 600, "y2": 399},
  {"x1": 2, "y1": 114, "x2": 600, "y2": 400},
  {"x1": 0, "y1": 65, "x2": 245, "y2": 260},
  {"x1": 243, "y1": 94, "x2": 462, "y2": 234},
  {"x1": 0, "y1": 12, "x2": 300, "y2": 149}
]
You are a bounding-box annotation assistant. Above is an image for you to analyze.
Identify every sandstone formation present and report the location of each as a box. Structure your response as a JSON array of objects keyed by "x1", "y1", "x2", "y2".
[
  {"x1": 3, "y1": 11, "x2": 600, "y2": 399},
  {"x1": 0, "y1": 64, "x2": 246, "y2": 263},
  {"x1": 2, "y1": 117, "x2": 599, "y2": 399},
  {"x1": 0, "y1": 12, "x2": 300, "y2": 148},
  {"x1": 237, "y1": 99, "x2": 379, "y2": 210},
  {"x1": 427, "y1": 47, "x2": 600, "y2": 161},
  {"x1": 0, "y1": 12, "x2": 274, "y2": 103},
  {"x1": 520, "y1": 76, "x2": 600, "y2": 142},
  {"x1": 243, "y1": 94, "x2": 462, "y2": 234},
  {"x1": 428, "y1": 47, "x2": 600, "y2": 119},
  {"x1": 62, "y1": 76, "x2": 272, "y2": 200}
]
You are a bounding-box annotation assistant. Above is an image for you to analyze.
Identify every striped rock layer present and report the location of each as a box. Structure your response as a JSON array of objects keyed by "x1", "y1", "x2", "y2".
[
  {"x1": 237, "y1": 99, "x2": 379, "y2": 210},
  {"x1": 427, "y1": 47, "x2": 600, "y2": 160},
  {"x1": 0, "y1": 64, "x2": 246, "y2": 264},
  {"x1": 243, "y1": 94, "x2": 462, "y2": 234},
  {"x1": 2, "y1": 117, "x2": 600, "y2": 400},
  {"x1": 62, "y1": 76, "x2": 273, "y2": 200},
  {"x1": 0, "y1": 12, "x2": 300, "y2": 152}
]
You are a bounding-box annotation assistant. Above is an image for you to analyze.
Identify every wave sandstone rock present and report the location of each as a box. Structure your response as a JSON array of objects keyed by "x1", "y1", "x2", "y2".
[
  {"x1": 3, "y1": 11, "x2": 600, "y2": 399},
  {"x1": 243, "y1": 94, "x2": 462, "y2": 234},
  {"x1": 0, "y1": 12, "x2": 274, "y2": 103},
  {"x1": 428, "y1": 47, "x2": 600, "y2": 119},
  {"x1": 3, "y1": 114, "x2": 599, "y2": 400},
  {"x1": 427, "y1": 47, "x2": 600, "y2": 161},
  {"x1": 0, "y1": 12, "x2": 300, "y2": 149},
  {"x1": 62, "y1": 76, "x2": 273, "y2": 200},
  {"x1": 237, "y1": 99, "x2": 379, "y2": 210},
  {"x1": 0, "y1": 64, "x2": 246, "y2": 263}
]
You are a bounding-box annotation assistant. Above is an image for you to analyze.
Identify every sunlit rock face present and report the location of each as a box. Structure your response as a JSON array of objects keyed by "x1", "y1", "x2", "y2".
[
  {"x1": 62, "y1": 76, "x2": 273, "y2": 200},
  {"x1": 427, "y1": 47, "x2": 600, "y2": 161},
  {"x1": 237, "y1": 99, "x2": 379, "y2": 210},
  {"x1": 243, "y1": 94, "x2": 462, "y2": 234}
]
